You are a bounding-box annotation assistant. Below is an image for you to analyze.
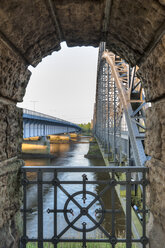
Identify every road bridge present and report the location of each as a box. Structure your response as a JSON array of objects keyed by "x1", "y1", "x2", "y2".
[{"x1": 23, "y1": 109, "x2": 81, "y2": 139}]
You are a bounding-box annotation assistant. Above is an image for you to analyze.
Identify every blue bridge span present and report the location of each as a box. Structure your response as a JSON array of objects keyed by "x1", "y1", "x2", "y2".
[{"x1": 23, "y1": 109, "x2": 81, "y2": 139}]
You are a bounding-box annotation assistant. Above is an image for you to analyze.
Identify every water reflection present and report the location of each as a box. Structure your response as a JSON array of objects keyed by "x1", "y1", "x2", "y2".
[
  {"x1": 50, "y1": 143, "x2": 70, "y2": 154},
  {"x1": 24, "y1": 136, "x2": 125, "y2": 239}
]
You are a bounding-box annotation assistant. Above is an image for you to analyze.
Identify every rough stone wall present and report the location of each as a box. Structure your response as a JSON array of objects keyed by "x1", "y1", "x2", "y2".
[
  {"x1": 144, "y1": 102, "x2": 165, "y2": 247},
  {"x1": 138, "y1": 35, "x2": 165, "y2": 102},
  {"x1": 139, "y1": 36, "x2": 165, "y2": 248},
  {"x1": 0, "y1": 104, "x2": 23, "y2": 161},
  {"x1": 0, "y1": 103, "x2": 24, "y2": 247},
  {"x1": 0, "y1": 159, "x2": 23, "y2": 248},
  {"x1": 0, "y1": 30, "x2": 28, "y2": 247},
  {"x1": 0, "y1": 0, "x2": 61, "y2": 66},
  {"x1": 0, "y1": 42, "x2": 31, "y2": 102},
  {"x1": 0, "y1": 0, "x2": 164, "y2": 67}
]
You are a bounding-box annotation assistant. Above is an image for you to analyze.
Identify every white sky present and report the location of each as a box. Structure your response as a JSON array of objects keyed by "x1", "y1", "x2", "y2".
[{"x1": 17, "y1": 42, "x2": 98, "y2": 124}]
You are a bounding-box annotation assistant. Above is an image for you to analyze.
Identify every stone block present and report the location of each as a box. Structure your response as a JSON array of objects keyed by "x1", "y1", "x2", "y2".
[
  {"x1": 0, "y1": 104, "x2": 7, "y2": 161},
  {"x1": 147, "y1": 212, "x2": 165, "y2": 248},
  {"x1": 0, "y1": 159, "x2": 23, "y2": 229},
  {"x1": 0, "y1": 0, "x2": 60, "y2": 67},
  {"x1": 0, "y1": 210, "x2": 22, "y2": 248},
  {"x1": 0, "y1": 43, "x2": 31, "y2": 102},
  {"x1": 6, "y1": 105, "x2": 23, "y2": 159},
  {"x1": 0, "y1": 159, "x2": 23, "y2": 247},
  {"x1": 146, "y1": 158, "x2": 165, "y2": 231},
  {"x1": 0, "y1": 103, "x2": 23, "y2": 162},
  {"x1": 145, "y1": 99, "x2": 165, "y2": 163},
  {"x1": 138, "y1": 35, "x2": 165, "y2": 101}
]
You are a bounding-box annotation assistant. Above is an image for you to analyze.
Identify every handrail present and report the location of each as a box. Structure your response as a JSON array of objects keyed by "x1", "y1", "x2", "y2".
[
  {"x1": 21, "y1": 165, "x2": 149, "y2": 173},
  {"x1": 23, "y1": 108, "x2": 80, "y2": 128}
]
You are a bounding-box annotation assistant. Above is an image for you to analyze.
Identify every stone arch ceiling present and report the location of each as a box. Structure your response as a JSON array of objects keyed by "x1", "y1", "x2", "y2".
[{"x1": 0, "y1": 0, "x2": 165, "y2": 68}]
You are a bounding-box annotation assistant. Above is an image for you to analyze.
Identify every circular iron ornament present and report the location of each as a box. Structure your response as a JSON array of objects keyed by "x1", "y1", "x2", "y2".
[
  {"x1": 140, "y1": 179, "x2": 149, "y2": 186},
  {"x1": 21, "y1": 178, "x2": 29, "y2": 186},
  {"x1": 110, "y1": 236, "x2": 117, "y2": 245},
  {"x1": 64, "y1": 191, "x2": 105, "y2": 232},
  {"x1": 21, "y1": 235, "x2": 29, "y2": 244},
  {"x1": 140, "y1": 236, "x2": 149, "y2": 245},
  {"x1": 109, "y1": 179, "x2": 117, "y2": 186},
  {"x1": 52, "y1": 236, "x2": 60, "y2": 245}
]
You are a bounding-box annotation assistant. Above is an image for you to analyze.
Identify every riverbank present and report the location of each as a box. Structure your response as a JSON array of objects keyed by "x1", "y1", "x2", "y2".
[{"x1": 84, "y1": 137, "x2": 103, "y2": 159}]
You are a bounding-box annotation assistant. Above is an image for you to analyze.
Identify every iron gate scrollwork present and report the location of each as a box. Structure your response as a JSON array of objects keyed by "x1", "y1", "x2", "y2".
[{"x1": 20, "y1": 166, "x2": 149, "y2": 248}]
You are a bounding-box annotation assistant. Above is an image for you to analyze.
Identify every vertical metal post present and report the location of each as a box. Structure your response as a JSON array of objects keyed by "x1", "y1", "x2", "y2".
[
  {"x1": 29, "y1": 122, "x2": 31, "y2": 137},
  {"x1": 37, "y1": 123, "x2": 39, "y2": 137},
  {"x1": 105, "y1": 62, "x2": 109, "y2": 151},
  {"x1": 38, "y1": 170, "x2": 43, "y2": 248},
  {"x1": 101, "y1": 62, "x2": 104, "y2": 146},
  {"x1": 23, "y1": 122, "x2": 26, "y2": 139},
  {"x1": 126, "y1": 171, "x2": 132, "y2": 248},
  {"x1": 22, "y1": 171, "x2": 27, "y2": 248},
  {"x1": 118, "y1": 118, "x2": 122, "y2": 165},
  {"x1": 127, "y1": 137, "x2": 131, "y2": 166},
  {"x1": 54, "y1": 171, "x2": 58, "y2": 248},
  {"x1": 111, "y1": 171, "x2": 115, "y2": 248},
  {"x1": 107, "y1": 65, "x2": 110, "y2": 155},
  {"x1": 113, "y1": 80, "x2": 117, "y2": 162},
  {"x1": 142, "y1": 171, "x2": 147, "y2": 248},
  {"x1": 82, "y1": 222, "x2": 87, "y2": 248}
]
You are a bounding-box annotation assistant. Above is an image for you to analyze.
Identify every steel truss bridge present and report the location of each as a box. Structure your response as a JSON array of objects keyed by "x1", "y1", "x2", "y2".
[
  {"x1": 20, "y1": 43, "x2": 149, "y2": 248},
  {"x1": 23, "y1": 109, "x2": 81, "y2": 139},
  {"x1": 93, "y1": 42, "x2": 149, "y2": 168}
]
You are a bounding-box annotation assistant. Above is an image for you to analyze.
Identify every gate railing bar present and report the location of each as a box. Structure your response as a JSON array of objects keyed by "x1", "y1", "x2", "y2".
[
  {"x1": 111, "y1": 171, "x2": 116, "y2": 248},
  {"x1": 54, "y1": 170, "x2": 57, "y2": 248},
  {"x1": 21, "y1": 165, "x2": 148, "y2": 172},
  {"x1": 38, "y1": 170, "x2": 43, "y2": 248},
  {"x1": 126, "y1": 171, "x2": 132, "y2": 248}
]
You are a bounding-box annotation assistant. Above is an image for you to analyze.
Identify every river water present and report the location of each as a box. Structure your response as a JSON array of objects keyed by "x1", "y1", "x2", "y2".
[{"x1": 24, "y1": 136, "x2": 125, "y2": 240}]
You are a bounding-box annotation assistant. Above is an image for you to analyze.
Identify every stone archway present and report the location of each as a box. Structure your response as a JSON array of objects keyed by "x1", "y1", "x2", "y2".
[{"x1": 0, "y1": 1, "x2": 165, "y2": 247}]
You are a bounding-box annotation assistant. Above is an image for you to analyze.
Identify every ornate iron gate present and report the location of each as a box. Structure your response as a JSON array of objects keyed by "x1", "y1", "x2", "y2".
[{"x1": 20, "y1": 166, "x2": 148, "y2": 248}]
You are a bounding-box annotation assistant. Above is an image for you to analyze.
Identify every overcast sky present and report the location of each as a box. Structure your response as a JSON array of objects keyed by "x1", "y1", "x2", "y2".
[{"x1": 17, "y1": 42, "x2": 98, "y2": 124}]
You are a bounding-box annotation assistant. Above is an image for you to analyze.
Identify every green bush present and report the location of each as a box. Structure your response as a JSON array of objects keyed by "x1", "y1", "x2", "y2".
[{"x1": 27, "y1": 242, "x2": 137, "y2": 248}]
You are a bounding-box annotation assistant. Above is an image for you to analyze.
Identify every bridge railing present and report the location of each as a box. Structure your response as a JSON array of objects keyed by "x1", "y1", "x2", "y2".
[
  {"x1": 23, "y1": 108, "x2": 79, "y2": 128},
  {"x1": 20, "y1": 165, "x2": 149, "y2": 248}
]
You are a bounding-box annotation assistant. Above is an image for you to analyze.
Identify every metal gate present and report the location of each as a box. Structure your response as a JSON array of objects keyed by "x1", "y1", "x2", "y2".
[{"x1": 20, "y1": 166, "x2": 148, "y2": 248}]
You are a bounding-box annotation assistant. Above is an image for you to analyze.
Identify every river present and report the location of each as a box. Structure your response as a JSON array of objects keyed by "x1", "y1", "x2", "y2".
[{"x1": 24, "y1": 136, "x2": 125, "y2": 240}]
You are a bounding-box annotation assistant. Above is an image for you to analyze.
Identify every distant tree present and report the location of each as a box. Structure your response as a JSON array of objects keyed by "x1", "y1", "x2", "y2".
[{"x1": 78, "y1": 122, "x2": 91, "y2": 134}]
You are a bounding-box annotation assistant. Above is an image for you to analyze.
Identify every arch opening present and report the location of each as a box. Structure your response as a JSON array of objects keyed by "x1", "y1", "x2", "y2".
[{"x1": 0, "y1": 1, "x2": 165, "y2": 247}]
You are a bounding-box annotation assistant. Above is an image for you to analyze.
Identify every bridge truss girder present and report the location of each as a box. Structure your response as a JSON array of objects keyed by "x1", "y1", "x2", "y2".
[{"x1": 93, "y1": 42, "x2": 148, "y2": 167}]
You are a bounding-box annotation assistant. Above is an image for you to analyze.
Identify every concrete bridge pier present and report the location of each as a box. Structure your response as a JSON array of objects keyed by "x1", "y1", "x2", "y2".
[
  {"x1": 24, "y1": 136, "x2": 51, "y2": 151},
  {"x1": 39, "y1": 136, "x2": 50, "y2": 154}
]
